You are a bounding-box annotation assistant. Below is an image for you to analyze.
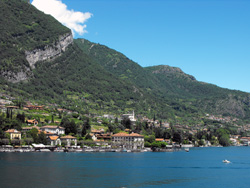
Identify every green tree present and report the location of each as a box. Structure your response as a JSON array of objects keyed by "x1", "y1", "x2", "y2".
[
  {"x1": 82, "y1": 118, "x2": 91, "y2": 137},
  {"x1": 38, "y1": 132, "x2": 47, "y2": 145},
  {"x1": 219, "y1": 135, "x2": 230, "y2": 146},
  {"x1": 121, "y1": 117, "x2": 132, "y2": 129},
  {"x1": 25, "y1": 138, "x2": 33, "y2": 145},
  {"x1": 173, "y1": 131, "x2": 182, "y2": 144},
  {"x1": 28, "y1": 128, "x2": 39, "y2": 143},
  {"x1": 61, "y1": 118, "x2": 77, "y2": 135},
  {"x1": 144, "y1": 135, "x2": 155, "y2": 143},
  {"x1": 16, "y1": 113, "x2": 25, "y2": 123}
]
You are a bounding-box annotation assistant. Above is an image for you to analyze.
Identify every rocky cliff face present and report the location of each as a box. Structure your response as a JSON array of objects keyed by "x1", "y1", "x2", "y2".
[
  {"x1": 2, "y1": 32, "x2": 73, "y2": 83},
  {"x1": 25, "y1": 32, "x2": 73, "y2": 69},
  {"x1": 1, "y1": 68, "x2": 32, "y2": 83}
]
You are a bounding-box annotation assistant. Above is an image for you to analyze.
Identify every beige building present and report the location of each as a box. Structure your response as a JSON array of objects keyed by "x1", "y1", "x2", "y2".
[
  {"x1": 5, "y1": 129, "x2": 22, "y2": 140},
  {"x1": 112, "y1": 132, "x2": 144, "y2": 149},
  {"x1": 60, "y1": 135, "x2": 77, "y2": 146}
]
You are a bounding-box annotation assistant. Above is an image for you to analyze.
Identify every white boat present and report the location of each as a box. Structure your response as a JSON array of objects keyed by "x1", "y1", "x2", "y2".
[
  {"x1": 185, "y1": 148, "x2": 189, "y2": 152},
  {"x1": 223, "y1": 159, "x2": 230, "y2": 163}
]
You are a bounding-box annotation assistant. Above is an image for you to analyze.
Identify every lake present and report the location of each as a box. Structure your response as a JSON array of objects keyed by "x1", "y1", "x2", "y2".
[{"x1": 0, "y1": 147, "x2": 250, "y2": 188}]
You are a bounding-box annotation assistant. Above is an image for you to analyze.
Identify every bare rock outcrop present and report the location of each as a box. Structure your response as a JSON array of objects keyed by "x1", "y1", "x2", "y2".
[
  {"x1": 1, "y1": 68, "x2": 32, "y2": 83},
  {"x1": 25, "y1": 32, "x2": 73, "y2": 69}
]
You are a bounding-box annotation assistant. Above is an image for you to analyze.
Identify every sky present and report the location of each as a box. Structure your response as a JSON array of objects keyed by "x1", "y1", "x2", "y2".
[{"x1": 31, "y1": 0, "x2": 250, "y2": 93}]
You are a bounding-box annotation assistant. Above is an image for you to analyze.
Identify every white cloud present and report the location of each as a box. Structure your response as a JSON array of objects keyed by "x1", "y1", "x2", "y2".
[{"x1": 31, "y1": 0, "x2": 92, "y2": 36}]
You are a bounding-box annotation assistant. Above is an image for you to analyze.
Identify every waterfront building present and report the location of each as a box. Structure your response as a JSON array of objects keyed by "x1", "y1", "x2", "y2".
[
  {"x1": 240, "y1": 137, "x2": 250, "y2": 146},
  {"x1": 96, "y1": 133, "x2": 112, "y2": 141},
  {"x1": 112, "y1": 132, "x2": 144, "y2": 149},
  {"x1": 40, "y1": 125, "x2": 65, "y2": 135},
  {"x1": 5, "y1": 129, "x2": 21, "y2": 140},
  {"x1": 60, "y1": 135, "x2": 77, "y2": 146},
  {"x1": 48, "y1": 136, "x2": 61, "y2": 146}
]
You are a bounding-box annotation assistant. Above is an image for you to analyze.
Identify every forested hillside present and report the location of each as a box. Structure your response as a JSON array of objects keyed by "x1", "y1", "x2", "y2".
[
  {"x1": 1, "y1": 0, "x2": 250, "y2": 126},
  {"x1": 75, "y1": 39, "x2": 250, "y2": 120}
]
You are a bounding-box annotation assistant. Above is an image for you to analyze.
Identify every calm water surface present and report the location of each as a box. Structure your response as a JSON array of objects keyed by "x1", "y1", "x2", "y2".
[{"x1": 0, "y1": 147, "x2": 250, "y2": 188}]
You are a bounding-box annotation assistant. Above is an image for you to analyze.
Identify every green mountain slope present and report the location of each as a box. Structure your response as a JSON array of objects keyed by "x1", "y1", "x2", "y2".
[
  {"x1": 75, "y1": 39, "x2": 250, "y2": 119},
  {"x1": 0, "y1": 0, "x2": 250, "y2": 124},
  {"x1": 75, "y1": 39, "x2": 161, "y2": 92},
  {"x1": 145, "y1": 65, "x2": 250, "y2": 118}
]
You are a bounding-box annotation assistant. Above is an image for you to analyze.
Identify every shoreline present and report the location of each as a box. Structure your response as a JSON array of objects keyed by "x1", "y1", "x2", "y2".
[
  {"x1": 0, "y1": 146, "x2": 180, "y2": 153},
  {"x1": 0, "y1": 145, "x2": 241, "y2": 153}
]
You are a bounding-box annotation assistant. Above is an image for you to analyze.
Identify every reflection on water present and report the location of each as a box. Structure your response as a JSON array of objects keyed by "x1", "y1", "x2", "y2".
[
  {"x1": 0, "y1": 147, "x2": 250, "y2": 187},
  {"x1": 130, "y1": 178, "x2": 195, "y2": 188}
]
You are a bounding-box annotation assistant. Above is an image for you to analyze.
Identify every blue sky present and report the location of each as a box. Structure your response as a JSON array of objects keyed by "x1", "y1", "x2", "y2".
[{"x1": 32, "y1": 0, "x2": 250, "y2": 93}]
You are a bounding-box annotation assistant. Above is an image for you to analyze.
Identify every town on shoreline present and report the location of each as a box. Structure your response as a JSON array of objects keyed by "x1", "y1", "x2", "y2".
[{"x1": 1, "y1": 96, "x2": 250, "y2": 153}]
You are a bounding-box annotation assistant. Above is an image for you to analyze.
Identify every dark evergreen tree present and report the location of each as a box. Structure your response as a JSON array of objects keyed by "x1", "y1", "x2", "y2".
[{"x1": 16, "y1": 113, "x2": 25, "y2": 123}]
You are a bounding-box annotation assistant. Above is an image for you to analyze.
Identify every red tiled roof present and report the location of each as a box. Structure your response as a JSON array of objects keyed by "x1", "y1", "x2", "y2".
[
  {"x1": 41, "y1": 125, "x2": 65, "y2": 129},
  {"x1": 49, "y1": 136, "x2": 59, "y2": 141},
  {"x1": 241, "y1": 137, "x2": 250, "y2": 140},
  {"x1": 112, "y1": 132, "x2": 129, "y2": 137},
  {"x1": 22, "y1": 126, "x2": 40, "y2": 130},
  {"x1": 5, "y1": 129, "x2": 21, "y2": 134},
  {"x1": 38, "y1": 130, "x2": 54, "y2": 135},
  {"x1": 112, "y1": 132, "x2": 144, "y2": 137},
  {"x1": 155, "y1": 138, "x2": 164, "y2": 141},
  {"x1": 60, "y1": 135, "x2": 76, "y2": 139},
  {"x1": 27, "y1": 119, "x2": 38, "y2": 123},
  {"x1": 129, "y1": 133, "x2": 144, "y2": 137}
]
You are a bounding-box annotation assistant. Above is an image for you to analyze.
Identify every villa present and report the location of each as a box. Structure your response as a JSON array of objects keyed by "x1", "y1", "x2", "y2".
[
  {"x1": 5, "y1": 129, "x2": 22, "y2": 140},
  {"x1": 112, "y1": 132, "x2": 144, "y2": 149},
  {"x1": 40, "y1": 125, "x2": 65, "y2": 135},
  {"x1": 60, "y1": 135, "x2": 77, "y2": 146},
  {"x1": 48, "y1": 136, "x2": 61, "y2": 146}
]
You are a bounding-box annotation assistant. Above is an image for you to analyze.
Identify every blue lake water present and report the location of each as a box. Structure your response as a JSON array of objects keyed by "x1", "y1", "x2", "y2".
[{"x1": 0, "y1": 147, "x2": 250, "y2": 188}]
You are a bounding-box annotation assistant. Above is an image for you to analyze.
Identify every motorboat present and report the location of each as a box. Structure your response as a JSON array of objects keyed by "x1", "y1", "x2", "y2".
[
  {"x1": 223, "y1": 159, "x2": 230, "y2": 163},
  {"x1": 185, "y1": 148, "x2": 189, "y2": 152}
]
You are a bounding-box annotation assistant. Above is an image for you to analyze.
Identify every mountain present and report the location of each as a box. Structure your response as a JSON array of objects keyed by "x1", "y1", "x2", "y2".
[
  {"x1": 75, "y1": 39, "x2": 250, "y2": 119},
  {"x1": 0, "y1": 0, "x2": 72, "y2": 82},
  {"x1": 1, "y1": 0, "x2": 250, "y2": 124}
]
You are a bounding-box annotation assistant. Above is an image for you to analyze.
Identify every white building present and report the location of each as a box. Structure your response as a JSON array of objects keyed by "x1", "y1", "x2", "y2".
[
  {"x1": 240, "y1": 137, "x2": 250, "y2": 146},
  {"x1": 122, "y1": 111, "x2": 136, "y2": 124},
  {"x1": 40, "y1": 126, "x2": 65, "y2": 135},
  {"x1": 48, "y1": 136, "x2": 61, "y2": 146},
  {"x1": 112, "y1": 132, "x2": 144, "y2": 149}
]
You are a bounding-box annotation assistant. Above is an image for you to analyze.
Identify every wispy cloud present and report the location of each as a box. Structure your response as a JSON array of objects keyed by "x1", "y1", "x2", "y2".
[{"x1": 31, "y1": 0, "x2": 92, "y2": 36}]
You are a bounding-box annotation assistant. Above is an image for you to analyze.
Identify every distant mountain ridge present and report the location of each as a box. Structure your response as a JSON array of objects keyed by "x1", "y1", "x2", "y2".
[{"x1": 1, "y1": 0, "x2": 250, "y2": 124}]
